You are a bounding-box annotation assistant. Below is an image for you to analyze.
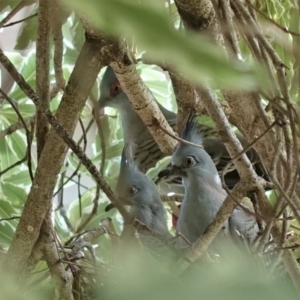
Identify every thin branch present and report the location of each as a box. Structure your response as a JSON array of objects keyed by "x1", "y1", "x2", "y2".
[
  {"x1": 75, "y1": 187, "x2": 101, "y2": 234},
  {"x1": 111, "y1": 60, "x2": 177, "y2": 154},
  {"x1": 245, "y1": 0, "x2": 300, "y2": 37},
  {"x1": 0, "y1": 47, "x2": 130, "y2": 218},
  {"x1": 0, "y1": 154, "x2": 27, "y2": 176},
  {"x1": 90, "y1": 93, "x2": 106, "y2": 175},
  {"x1": 0, "y1": 216, "x2": 21, "y2": 222},
  {"x1": 35, "y1": 0, "x2": 51, "y2": 159},
  {"x1": 0, "y1": 35, "x2": 124, "y2": 275},
  {"x1": 220, "y1": 120, "x2": 278, "y2": 188},
  {"x1": 42, "y1": 214, "x2": 74, "y2": 300},
  {"x1": 218, "y1": 0, "x2": 241, "y2": 58},
  {"x1": 172, "y1": 182, "x2": 247, "y2": 275},
  {"x1": 0, "y1": 0, "x2": 35, "y2": 28},
  {"x1": 160, "y1": 194, "x2": 184, "y2": 203},
  {"x1": 50, "y1": 1, "x2": 65, "y2": 98},
  {"x1": 54, "y1": 162, "x2": 82, "y2": 198},
  {"x1": 2, "y1": 13, "x2": 37, "y2": 28},
  {"x1": 0, "y1": 88, "x2": 34, "y2": 180},
  {"x1": 0, "y1": 117, "x2": 33, "y2": 139},
  {"x1": 153, "y1": 117, "x2": 203, "y2": 149}
]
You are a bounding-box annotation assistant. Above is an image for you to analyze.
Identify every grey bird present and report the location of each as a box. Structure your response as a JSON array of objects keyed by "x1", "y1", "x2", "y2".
[
  {"x1": 169, "y1": 112, "x2": 261, "y2": 253},
  {"x1": 98, "y1": 65, "x2": 268, "y2": 193},
  {"x1": 115, "y1": 144, "x2": 172, "y2": 250}
]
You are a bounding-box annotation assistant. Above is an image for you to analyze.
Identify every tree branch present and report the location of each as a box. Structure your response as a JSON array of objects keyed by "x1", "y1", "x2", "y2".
[
  {"x1": 110, "y1": 59, "x2": 177, "y2": 154},
  {"x1": 36, "y1": 0, "x2": 51, "y2": 159},
  {"x1": 0, "y1": 34, "x2": 116, "y2": 276},
  {"x1": 41, "y1": 213, "x2": 74, "y2": 300}
]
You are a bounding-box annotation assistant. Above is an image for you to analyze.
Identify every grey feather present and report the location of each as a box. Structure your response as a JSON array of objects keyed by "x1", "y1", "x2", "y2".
[
  {"x1": 229, "y1": 205, "x2": 260, "y2": 247},
  {"x1": 99, "y1": 66, "x2": 269, "y2": 193},
  {"x1": 170, "y1": 113, "x2": 262, "y2": 255},
  {"x1": 115, "y1": 144, "x2": 177, "y2": 263}
]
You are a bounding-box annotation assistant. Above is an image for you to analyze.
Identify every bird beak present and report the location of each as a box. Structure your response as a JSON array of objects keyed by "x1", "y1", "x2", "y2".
[
  {"x1": 105, "y1": 203, "x2": 115, "y2": 212},
  {"x1": 167, "y1": 165, "x2": 186, "y2": 177},
  {"x1": 104, "y1": 197, "x2": 135, "y2": 213}
]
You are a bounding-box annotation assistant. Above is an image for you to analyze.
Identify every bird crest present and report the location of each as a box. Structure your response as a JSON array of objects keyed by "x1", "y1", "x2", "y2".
[
  {"x1": 119, "y1": 143, "x2": 139, "y2": 176},
  {"x1": 181, "y1": 110, "x2": 203, "y2": 145}
]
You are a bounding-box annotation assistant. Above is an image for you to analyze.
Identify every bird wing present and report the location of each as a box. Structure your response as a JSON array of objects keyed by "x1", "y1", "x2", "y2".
[{"x1": 229, "y1": 205, "x2": 260, "y2": 247}]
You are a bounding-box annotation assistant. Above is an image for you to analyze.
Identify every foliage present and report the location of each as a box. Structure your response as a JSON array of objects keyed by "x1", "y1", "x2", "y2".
[{"x1": 0, "y1": 0, "x2": 300, "y2": 299}]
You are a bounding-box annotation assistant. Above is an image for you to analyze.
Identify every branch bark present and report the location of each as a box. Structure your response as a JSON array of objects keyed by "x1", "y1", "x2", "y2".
[
  {"x1": 35, "y1": 0, "x2": 51, "y2": 158},
  {"x1": 110, "y1": 59, "x2": 177, "y2": 154},
  {"x1": 174, "y1": 0, "x2": 300, "y2": 289},
  {"x1": 0, "y1": 34, "x2": 109, "y2": 276},
  {"x1": 41, "y1": 213, "x2": 74, "y2": 300}
]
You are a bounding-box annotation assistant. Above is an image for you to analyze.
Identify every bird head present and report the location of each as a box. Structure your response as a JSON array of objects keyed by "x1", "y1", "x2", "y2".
[
  {"x1": 170, "y1": 111, "x2": 219, "y2": 180},
  {"x1": 98, "y1": 66, "x2": 131, "y2": 111},
  {"x1": 115, "y1": 144, "x2": 161, "y2": 207}
]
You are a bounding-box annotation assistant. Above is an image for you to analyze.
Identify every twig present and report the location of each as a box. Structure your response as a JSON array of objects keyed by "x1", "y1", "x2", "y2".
[
  {"x1": 0, "y1": 155, "x2": 27, "y2": 176},
  {"x1": 0, "y1": 216, "x2": 21, "y2": 222},
  {"x1": 0, "y1": 117, "x2": 32, "y2": 139},
  {"x1": 153, "y1": 117, "x2": 203, "y2": 149},
  {"x1": 218, "y1": 0, "x2": 241, "y2": 58},
  {"x1": 91, "y1": 93, "x2": 106, "y2": 175},
  {"x1": 160, "y1": 194, "x2": 184, "y2": 203},
  {"x1": 77, "y1": 118, "x2": 94, "y2": 146},
  {"x1": 0, "y1": 34, "x2": 130, "y2": 275},
  {"x1": 53, "y1": 162, "x2": 82, "y2": 197},
  {"x1": 0, "y1": 88, "x2": 34, "y2": 180},
  {"x1": 75, "y1": 99, "x2": 103, "y2": 229},
  {"x1": 220, "y1": 120, "x2": 277, "y2": 186},
  {"x1": 245, "y1": 0, "x2": 300, "y2": 37},
  {"x1": 0, "y1": 46, "x2": 131, "y2": 219},
  {"x1": 172, "y1": 182, "x2": 257, "y2": 275},
  {"x1": 50, "y1": 1, "x2": 65, "y2": 98},
  {"x1": 0, "y1": 0, "x2": 35, "y2": 28},
  {"x1": 35, "y1": 0, "x2": 51, "y2": 159},
  {"x1": 2, "y1": 13, "x2": 37, "y2": 27},
  {"x1": 75, "y1": 185, "x2": 100, "y2": 234},
  {"x1": 42, "y1": 214, "x2": 74, "y2": 300},
  {"x1": 111, "y1": 61, "x2": 177, "y2": 154}
]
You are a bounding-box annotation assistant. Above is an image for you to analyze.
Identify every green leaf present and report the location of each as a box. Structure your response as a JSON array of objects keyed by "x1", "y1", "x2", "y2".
[
  {"x1": 0, "y1": 198, "x2": 20, "y2": 245},
  {"x1": 67, "y1": 187, "x2": 117, "y2": 233},
  {"x1": 54, "y1": 210, "x2": 72, "y2": 239},
  {"x1": 0, "y1": 0, "x2": 28, "y2": 12},
  {"x1": 146, "y1": 156, "x2": 171, "y2": 181},
  {"x1": 0, "y1": 181, "x2": 28, "y2": 206},
  {"x1": 14, "y1": 14, "x2": 38, "y2": 50},
  {"x1": 67, "y1": 189, "x2": 94, "y2": 228},
  {"x1": 62, "y1": 0, "x2": 268, "y2": 89},
  {"x1": 9, "y1": 52, "x2": 36, "y2": 101},
  {"x1": 0, "y1": 104, "x2": 34, "y2": 123},
  {"x1": 0, "y1": 135, "x2": 18, "y2": 173},
  {"x1": 70, "y1": 17, "x2": 85, "y2": 52},
  {"x1": 2, "y1": 169, "x2": 32, "y2": 187}
]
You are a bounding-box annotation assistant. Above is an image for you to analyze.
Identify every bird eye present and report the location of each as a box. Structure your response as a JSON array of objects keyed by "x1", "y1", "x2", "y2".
[
  {"x1": 184, "y1": 156, "x2": 196, "y2": 167},
  {"x1": 110, "y1": 82, "x2": 122, "y2": 96},
  {"x1": 129, "y1": 186, "x2": 138, "y2": 195}
]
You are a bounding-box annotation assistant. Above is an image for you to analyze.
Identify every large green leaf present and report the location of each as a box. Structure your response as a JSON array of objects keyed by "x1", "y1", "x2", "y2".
[
  {"x1": 0, "y1": 0, "x2": 33, "y2": 12},
  {"x1": 0, "y1": 181, "x2": 28, "y2": 206},
  {"x1": 15, "y1": 13, "x2": 38, "y2": 51},
  {"x1": 9, "y1": 52, "x2": 36, "y2": 101},
  {"x1": 2, "y1": 169, "x2": 33, "y2": 187},
  {"x1": 0, "y1": 198, "x2": 20, "y2": 245},
  {"x1": 63, "y1": 0, "x2": 269, "y2": 89},
  {"x1": 0, "y1": 135, "x2": 23, "y2": 173}
]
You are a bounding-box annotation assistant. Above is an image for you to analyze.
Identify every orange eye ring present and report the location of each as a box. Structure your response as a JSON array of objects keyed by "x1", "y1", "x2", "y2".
[{"x1": 110, "y1": 82, "x2": 122, "y2": 96}]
